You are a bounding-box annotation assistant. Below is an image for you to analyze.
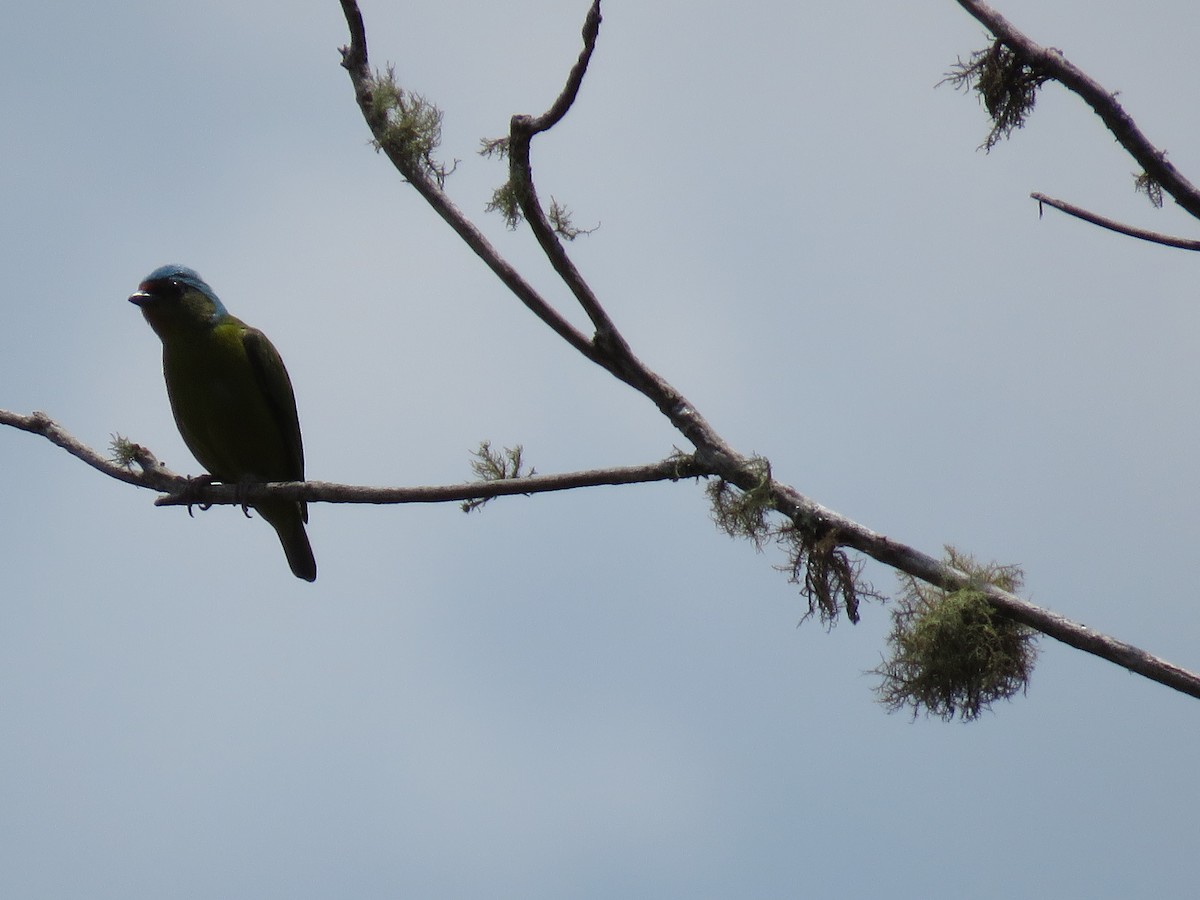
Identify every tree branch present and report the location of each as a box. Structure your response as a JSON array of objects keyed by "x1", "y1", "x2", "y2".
[
  {"x1": 506, "y1": 0, "x2": 626, "y2": 351},
  {"x1": 1, "y1": 408, "x2": 711, "y2": 508},
  {"x1": 522, "y1": 0, "x2": 601, "y2": 137},
  {"x1": 337, "y1": 1, "x2": 602, "y2": 365},
  {"x1": 326, "y1": 0, "x2": 1200, "y2": 703},
  {"x1": 10, "y1": 400, "x2": 1198, "y2": 699},
  {"x1": 768, "y1": 481, "x2": 1200, "y2": 700},
  {"x1": 335, "y1": 1, "x2": 748, "y2": 475},
  {"x1": 953, "y1": 0, "x2": 1200, "y2": 221},
  {"x1": 152, "y1": 456, "x2": 711, "y2": 508},
  {"x1": 1031, "y1": 192, "x2": 1200, "y2": 251},
  {"x1": 0, "y1": 409, "x2": 179, "y2": 491}
]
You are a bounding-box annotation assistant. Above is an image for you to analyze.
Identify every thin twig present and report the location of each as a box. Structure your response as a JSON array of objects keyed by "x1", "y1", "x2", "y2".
[
  {"x1": 954, "y1": 0, "x2": 1200, "y2": 220},
  {"x1": 523, "y1": 0, "x2": 602, "y2": 137},
  {"x1": 507, "y1": 0, "x2": 625, "y2": 352},
  {"x1": 1031, "y1": 192, "x2": 1200, "y2": 250}
]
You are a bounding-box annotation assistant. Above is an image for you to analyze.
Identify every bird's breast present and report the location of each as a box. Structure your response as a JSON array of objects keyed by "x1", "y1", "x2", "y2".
[{"x1": 162, "y1": 328, "x2": 292, "y2": 483}]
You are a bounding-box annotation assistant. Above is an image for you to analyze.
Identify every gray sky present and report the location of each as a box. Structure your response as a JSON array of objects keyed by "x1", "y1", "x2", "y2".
[{"x1": 3, "y1": 0, "x2": 1200, "y2": 896}]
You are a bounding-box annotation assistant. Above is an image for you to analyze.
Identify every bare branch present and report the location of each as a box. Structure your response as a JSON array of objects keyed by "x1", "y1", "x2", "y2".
[
  {"x1": 336, "y1": 0, "x2": 367, "y2": 74},
  {"x1": 1031, "y1": 192, "x2": 1200, "y2": 251},
  {"x1": 505, "y1": 1, "x2": 627, "y2": 350},
  {"x1": 953, "y1": 0, "x2": 1200, "y2": 220},
  {"x1": 0, "y1": 409, "x2": 180, "y2": 491},
  {"x1": 523, "y1": 0, "x2": 602, "y2": 137}
]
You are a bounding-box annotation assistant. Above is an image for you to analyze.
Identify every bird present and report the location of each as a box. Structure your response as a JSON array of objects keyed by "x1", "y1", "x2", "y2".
[{"x1": 129, "y1": 264, "x2": 316, "y2": 581}]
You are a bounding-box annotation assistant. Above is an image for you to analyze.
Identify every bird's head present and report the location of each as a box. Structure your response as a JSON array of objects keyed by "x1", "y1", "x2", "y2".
[{"x1": 129, "y1": 264, "x2": 229, "y2": 338}]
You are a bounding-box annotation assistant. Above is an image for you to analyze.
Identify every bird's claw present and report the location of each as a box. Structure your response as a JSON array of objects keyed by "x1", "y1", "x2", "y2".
[
  {"x1": 180, "y1": 474, "x2": 215, "y2": 518},
  {"x1": 235, "y1": 478, "x2": 255, "y2": 519}
]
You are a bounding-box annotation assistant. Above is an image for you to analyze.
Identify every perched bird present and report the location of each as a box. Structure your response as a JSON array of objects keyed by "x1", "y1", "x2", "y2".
[{"x1": 129, "y1": 264, "x2": 316, "y2": 581}]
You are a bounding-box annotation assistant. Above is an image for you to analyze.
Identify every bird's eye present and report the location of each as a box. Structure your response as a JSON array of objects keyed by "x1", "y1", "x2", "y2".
[{"x1": 149, "y1": 279, "x2": 184, "y2": 302}]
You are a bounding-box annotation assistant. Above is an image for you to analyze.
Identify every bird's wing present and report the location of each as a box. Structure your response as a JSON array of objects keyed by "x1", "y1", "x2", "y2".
[{"x1": 242, "y1": 327, "x2": 306, "y2": 485}]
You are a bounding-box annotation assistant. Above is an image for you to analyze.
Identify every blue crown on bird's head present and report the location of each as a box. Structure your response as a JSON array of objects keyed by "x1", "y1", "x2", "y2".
[{"x1": 136, "y1": 264, "x2": 228, "y2": 317}]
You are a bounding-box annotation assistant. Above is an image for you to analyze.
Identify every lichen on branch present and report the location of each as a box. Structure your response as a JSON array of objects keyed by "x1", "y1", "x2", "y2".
[
  {"x1": 367, "y1": 66, "x2": 451, "y2": 184},
  {"x1": 462, "y1": 441, "x2": 534, "y2": 512},
  {"x1": 708, "y1": 461, "x2": 881, "y2": 626},
  {"x1": 942, "y1": 39, "x2": 1051, "y2": 151},
  {"x1": 874, "y1": 547, "x2": 1037, "y2": 721}
]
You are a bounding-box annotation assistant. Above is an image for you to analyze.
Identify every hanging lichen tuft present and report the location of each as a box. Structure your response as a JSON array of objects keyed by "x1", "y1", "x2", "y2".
[{"x1": 874, "y1": 547, "x2": 1037, "y2": 721}]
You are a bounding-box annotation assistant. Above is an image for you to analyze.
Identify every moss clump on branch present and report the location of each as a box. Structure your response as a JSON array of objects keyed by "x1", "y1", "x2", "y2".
[
  {"x1": 781, "y1": 526, "x2": 880, "y2": 626},
  {"x1": 875, "y1": 547, "x2": 1037, "y2": 722},
  {"x1": 708, "y1": 459, "x2": 880, "y2": 626},
  {"x1": 109, "y1": 433, "x2": 142, "y2": 468},
  {"x1": 368, "y1": 66, "x2": 450, "y2": 184},
  {"x1": 1134, "y1": 170, "x2": 1164, "y2": 208},
  {"x1": 485, "y1": 179, "x2": 524, "y2": 230},
  {"x1": 707, "y1": 458, "x2": 774, "y2": 548},
  {"x1": 462, "y1": 442, "x2": 533, "y2": 512},
  {"x1": 942, "y1": 40, "x2": 1051, "y2": 151},
  {"x1": 548, "y1": 198, "x2": 597, "y2": 241},
  {"x1": 479, "y1": 138, "x2": 525, "y2": 229}
]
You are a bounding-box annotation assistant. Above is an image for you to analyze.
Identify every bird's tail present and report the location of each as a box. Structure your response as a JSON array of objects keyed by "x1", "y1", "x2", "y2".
[{"x1": 259, "y1": 502, "x2": 317, "y2": 582}]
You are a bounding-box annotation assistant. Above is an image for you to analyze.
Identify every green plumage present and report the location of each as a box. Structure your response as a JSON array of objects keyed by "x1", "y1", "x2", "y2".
[{"x1": 130, "y1": 265, "x2": 316, "y2": 581}]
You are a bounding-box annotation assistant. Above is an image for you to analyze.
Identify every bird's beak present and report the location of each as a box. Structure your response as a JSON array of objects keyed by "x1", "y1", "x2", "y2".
[{"x1": 128, "y1": 290, "x2": 152, "y2": 307}]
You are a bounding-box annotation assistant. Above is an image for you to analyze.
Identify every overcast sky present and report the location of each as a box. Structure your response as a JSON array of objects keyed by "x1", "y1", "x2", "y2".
[{"x1": 4, "y1": 1, "x2": 1200, "y2": 897}]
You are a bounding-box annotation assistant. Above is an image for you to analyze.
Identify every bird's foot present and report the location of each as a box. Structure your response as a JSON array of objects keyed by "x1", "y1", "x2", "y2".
[
  {"x1": 234, "y1": 477, "x2": 256, "y2": 519},
  {"x1": 180, "y1": 474, "x2": 215, "y2": 518}
]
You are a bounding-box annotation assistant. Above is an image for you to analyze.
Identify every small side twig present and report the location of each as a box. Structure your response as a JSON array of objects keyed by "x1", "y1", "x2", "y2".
[{"x1": 1031, "y1": 192, "x2": 1200, "y2": 251}]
